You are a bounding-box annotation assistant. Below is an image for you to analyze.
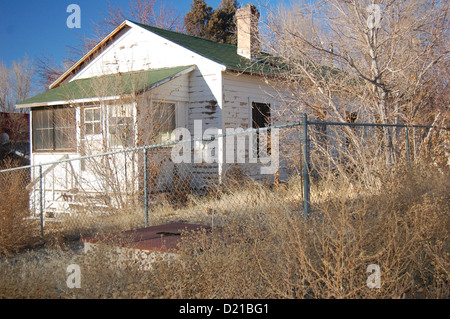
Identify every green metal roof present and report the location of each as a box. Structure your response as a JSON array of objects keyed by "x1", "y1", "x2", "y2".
[
  {"x1": 18, "y1": 20, "x2": 287, "y2": 108},
  {"x1": 17, "y1": 65, "x2": 194, "y2": 107},
  {"x1": 131, "y1": 21, "x2": 285, "y2": 76}
]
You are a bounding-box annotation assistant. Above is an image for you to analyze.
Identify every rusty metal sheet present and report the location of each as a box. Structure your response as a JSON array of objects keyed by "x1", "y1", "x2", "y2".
[{"x1": 81, "y1": 223, "x2": 211, "y2": 252}]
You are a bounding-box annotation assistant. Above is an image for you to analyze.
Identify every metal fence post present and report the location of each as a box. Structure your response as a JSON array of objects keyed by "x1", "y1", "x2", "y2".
[
  {"x1": 39, "y1": 165, "x2": 44, "y2": 238},
  {"x1": 299, "y1": 127, "x2": 303, "y2": 199},
  {"x1": 302, "y1": 113, "x2": 310, "y2": 217},
  {"x1": 144, "y1": 148, "x2": 149, "y2": 227},
  {"x1": 405, "y1": 127, "x2": 411, "y2": 169}
]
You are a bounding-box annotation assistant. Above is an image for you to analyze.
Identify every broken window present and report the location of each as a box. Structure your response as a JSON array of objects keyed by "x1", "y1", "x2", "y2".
[
  {"x1": 152, "y1": 101, "x2": 176, "y2": 144},
  {"x1": 252, "y1": 102, "x2": 271, "y2": 157}
]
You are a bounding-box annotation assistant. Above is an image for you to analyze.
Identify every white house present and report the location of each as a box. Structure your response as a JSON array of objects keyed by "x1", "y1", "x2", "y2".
[{"x1": 17, "y1": 5, "x2": 291, "y2": 216}]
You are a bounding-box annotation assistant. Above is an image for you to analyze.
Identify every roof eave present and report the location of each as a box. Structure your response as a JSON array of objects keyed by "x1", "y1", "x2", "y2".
[
  {"x1": 225, "y1": 67, "x2": 281, "y2": 79},
  {"x1": 17, "y1": 65, "x2": 196, "y2": 109},
  {"x1": 136, "y1": 65, "x2": 196, "y2": 94},
  {"x1": 16, "y1": 96, "x2": 123, "y2": 109}
]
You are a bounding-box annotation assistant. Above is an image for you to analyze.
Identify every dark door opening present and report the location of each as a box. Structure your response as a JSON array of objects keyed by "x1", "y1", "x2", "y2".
[{"x1": 252, "y1": 102, "x2": 271, "y2": 157}]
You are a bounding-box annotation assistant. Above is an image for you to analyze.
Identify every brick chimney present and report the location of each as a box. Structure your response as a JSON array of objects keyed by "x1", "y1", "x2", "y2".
[{"x1": 236, "y1": 5, "x2": 260, "y2": 60}]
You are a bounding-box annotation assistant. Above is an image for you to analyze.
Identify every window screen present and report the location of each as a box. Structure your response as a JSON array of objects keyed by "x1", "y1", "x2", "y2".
[
  {"x1": 32, "y1": 107, "x2": 75, "y2": 151},
  {"x1": 109, "y1": 104, "x2": 134, "y2": 148}
]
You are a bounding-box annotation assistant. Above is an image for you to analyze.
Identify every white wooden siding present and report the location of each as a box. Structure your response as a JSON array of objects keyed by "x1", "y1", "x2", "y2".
[
  {"x1": 71, "y1": 26, "x2": 224, "y2": 81},
  {"x1": 221, "y1": 72, "x2": 291, "y2": 181}
]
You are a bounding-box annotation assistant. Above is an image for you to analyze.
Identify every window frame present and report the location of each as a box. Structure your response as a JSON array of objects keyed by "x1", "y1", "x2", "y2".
[
  {"x1": 152, "y1": 101, "x2": 177, "y2": 145},
  {"x1": 32, "y1": 106, "x2": 76, "y2": 153},
  {"x1": 251, "y1": 102, "x2": 272, "y2": 158},
  {"x1": 108, "y1": 103, "x2": 135, "y2": 149},
  {"x1": 82, "y1": 106, "x2": 102, "y2": 137}
]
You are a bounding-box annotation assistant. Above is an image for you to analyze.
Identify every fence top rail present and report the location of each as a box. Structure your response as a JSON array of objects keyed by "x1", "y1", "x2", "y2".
[
  {"x1": 308, "y1": 120, "x2": 449, "y2": 129},
  {"x1": 0, "y1": 116, "x2": 448, "y2": 173}
]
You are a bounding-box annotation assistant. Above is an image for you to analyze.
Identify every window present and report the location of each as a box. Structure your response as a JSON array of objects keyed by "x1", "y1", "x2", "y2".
[
  {"x1": 32, "y1": 107, "x2": 75, "y2": 152},
  {"x1": 33, "y1": 109, "x2": 53, "y2": 151},
  {"x1": 83, "y1": 107, "x2": 101, "y2": 136},
  {"x1": 152, "y1": 102, "x2": 176, "y2": 144},
  {"x1": 54, "y1": 108, "x2": 76, "y2": 150},
  {"x1": 252, "y1": 102, "x2": 271, "y2": 157},
  {"x1": 109, "y1": 104, "x2": 134, "y2": 148}
]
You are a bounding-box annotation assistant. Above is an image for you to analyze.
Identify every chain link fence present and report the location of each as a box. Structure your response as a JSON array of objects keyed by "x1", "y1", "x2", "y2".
[{"x1": 0, "y1": 115, "x2": 448, "y2": 244}]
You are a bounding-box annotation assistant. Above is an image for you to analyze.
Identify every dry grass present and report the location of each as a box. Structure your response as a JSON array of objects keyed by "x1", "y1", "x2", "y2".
[
  {"x1": 146, "y1": 163, "x2": 448, "y2": 299},
  {"x1": 0, "y1": 161, "x2": 448, "y2": 299},
  {"x1": 0, "y1": 160, "x2": 36, "y2": 256}
]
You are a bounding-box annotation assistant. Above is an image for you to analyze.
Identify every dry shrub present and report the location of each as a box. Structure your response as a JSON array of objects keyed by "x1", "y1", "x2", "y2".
[
  {"x1": 46, "y1": 205, "x2": 145, "y2": 241},
  {"x1": 0, "y1": 160, "x2": 34, "y2": 256},
  {"x1": 63, "y1": 235, "x2": 155, "y2": 299},
  {"x1": 0, "y1": 161, "x2": 448, "y2": 299},
  {"x1": 147, "y1": 162, "x2": 449, "y2": 299},
  {"x1": 0, "y1": 235, "x2": 157, "y2": 299},
  {"x1": 0, "y1": 247, "x2": 72, "y2": 298}
]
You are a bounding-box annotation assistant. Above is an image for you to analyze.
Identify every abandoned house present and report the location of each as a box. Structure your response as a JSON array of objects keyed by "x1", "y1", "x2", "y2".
[{"x1": 16, "y1": 5, "x2": 293, "y2": 215}]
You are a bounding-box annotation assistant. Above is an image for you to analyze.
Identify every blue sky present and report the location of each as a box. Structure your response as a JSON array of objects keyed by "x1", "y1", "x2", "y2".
[{"x1": 0, "y1": 0, "x2": 284, "y2": 69}]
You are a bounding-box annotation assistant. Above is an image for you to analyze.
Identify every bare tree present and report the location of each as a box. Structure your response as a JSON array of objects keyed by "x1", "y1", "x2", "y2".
[
  {"x1": 0, "y1": 56, "x2": 35, "y2": 113},
  {"x1": 11, "y1": 55, "x2": 35, "y2": 106},
  {"x1": 35, "y1": 53, "x2": 69, "y2": 90},
  {"x1": 0, "y1": 62, "x2": 11, "y2": 112},
  {"x1": 261, "y1": 0, "x2": 449, "y2": 167}
]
